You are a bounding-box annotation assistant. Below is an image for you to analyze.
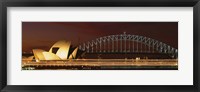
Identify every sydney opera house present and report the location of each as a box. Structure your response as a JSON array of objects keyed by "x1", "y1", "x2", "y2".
[
  {"x1": 23, "y1": 40, "x2": 79, "y2": 62},
  {"x1": 22, "y1": 40, "x2": 178, "y2": 70}
]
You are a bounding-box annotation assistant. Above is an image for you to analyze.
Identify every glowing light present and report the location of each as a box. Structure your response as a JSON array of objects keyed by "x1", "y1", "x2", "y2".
[
  {"x1": 32, "y1": 40, "x2": 78, "y2": 61},
  {"x1": 49, "y1": 40, "x2": 71, "y2": 60},
  {"x1": 69, "y1": 47, "x2": 78, "y2": 59},
  {"x1": 32, "y1": 49, "x2": 46, "y2": 62},
  {"x1": 43, "y1": 52, "x2": 61, "y2": 60}
]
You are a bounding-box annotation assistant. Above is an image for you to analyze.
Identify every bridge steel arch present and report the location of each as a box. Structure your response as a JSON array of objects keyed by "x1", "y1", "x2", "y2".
[{"x1": 78, "y1": 32, "x2": 178, "y2": 58}]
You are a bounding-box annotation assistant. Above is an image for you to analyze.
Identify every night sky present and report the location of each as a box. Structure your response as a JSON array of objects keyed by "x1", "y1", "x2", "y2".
[{"x1": 22, "y1": 22, "x2": 178, "y2": 52}]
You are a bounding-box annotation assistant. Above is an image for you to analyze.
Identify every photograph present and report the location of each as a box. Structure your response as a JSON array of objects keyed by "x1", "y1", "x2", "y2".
[{"x1": 22, "y1": 22, "x2": 178, "y2": 70}]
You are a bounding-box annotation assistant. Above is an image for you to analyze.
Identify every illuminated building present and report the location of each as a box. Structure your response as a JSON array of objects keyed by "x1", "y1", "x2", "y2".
[
  {"x1": 31, "y1": 40, "x2": 78, "y2": 62},
  {"x1": 68, "y1": 47, "x2": 79, "y2": 59},
  {"x1": 49, "y1": 40, "x2": 71, "y2": 60}
]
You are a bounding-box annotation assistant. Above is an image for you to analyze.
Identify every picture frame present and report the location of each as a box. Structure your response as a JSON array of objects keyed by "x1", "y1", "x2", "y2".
[{"x1": 0, "y1": 0, "x2": 199, "y2": 92}]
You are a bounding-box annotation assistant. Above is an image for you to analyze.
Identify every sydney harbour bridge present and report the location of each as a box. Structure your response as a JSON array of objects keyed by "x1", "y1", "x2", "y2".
[
  {"x1": 78, "y1": 32, "x2": 178, "y2": 59},
  {"x1": 22, "y1": 32, "x2": 178, "y2": 70}
]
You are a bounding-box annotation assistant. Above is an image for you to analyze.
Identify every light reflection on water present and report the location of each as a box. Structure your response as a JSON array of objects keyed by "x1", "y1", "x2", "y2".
[{"x1": 22, "y1": 59, "x2": 178, "y2": 70}]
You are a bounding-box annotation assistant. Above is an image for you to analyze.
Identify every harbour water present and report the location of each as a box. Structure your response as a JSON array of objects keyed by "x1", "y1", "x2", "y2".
[{"x1": 22, "y1": 59, "x2": 178, "y2": 70}]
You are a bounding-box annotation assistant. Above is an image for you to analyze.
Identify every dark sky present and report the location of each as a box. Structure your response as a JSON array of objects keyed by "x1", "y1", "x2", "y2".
[{"x1": 22, "y1": 22, "x2": 178, "y2": 52}]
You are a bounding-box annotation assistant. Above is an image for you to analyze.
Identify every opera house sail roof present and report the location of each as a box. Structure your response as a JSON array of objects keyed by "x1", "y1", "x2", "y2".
[{"x1": 31, "y1": 40, "x2": 78, "y2": 62}]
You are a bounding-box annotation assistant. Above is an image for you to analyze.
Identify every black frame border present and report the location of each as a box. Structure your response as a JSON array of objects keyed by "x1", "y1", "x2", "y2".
[{"x1": 0, "y1": 0, "x2": 200, "y2": 92}]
